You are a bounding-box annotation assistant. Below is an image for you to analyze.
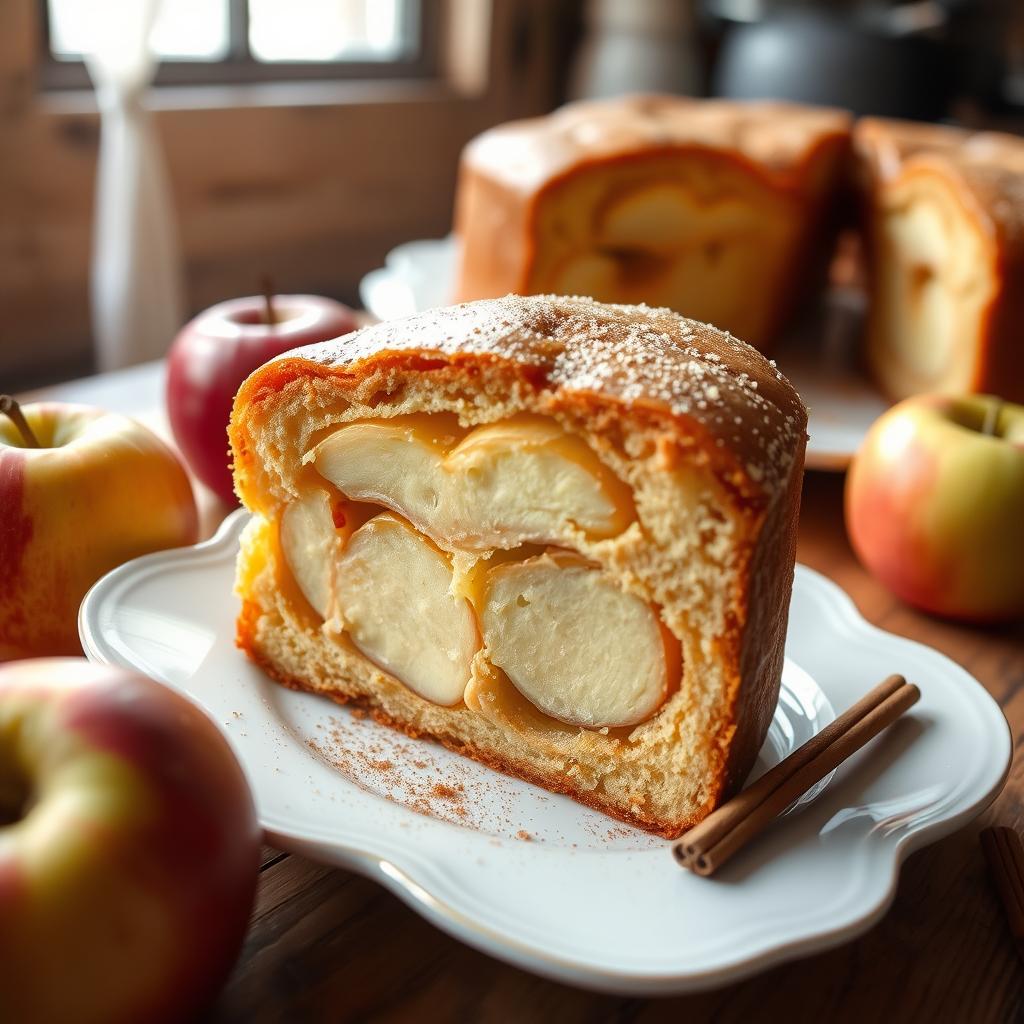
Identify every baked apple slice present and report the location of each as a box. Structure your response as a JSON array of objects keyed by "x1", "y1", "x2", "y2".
[
  {"x1": 333, "y1": 513, "x2": 479, "y2": 706},
  {"x1": 305, "y1": 414, "x2": 633, "y2": 550},
  {"x1": 480, "y1": 552, "x2": 678, "y2": 729},
  {"x1": 279, "y1": 490, "x2": 345, "y2": 619}
]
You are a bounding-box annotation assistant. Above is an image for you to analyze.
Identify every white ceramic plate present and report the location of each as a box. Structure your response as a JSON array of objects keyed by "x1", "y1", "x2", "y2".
[
  {"x1": 80, "y1": 511, "x2": 1009, "y2": 995},
  {"x1": 360, "y1": 237, "x2": 890, "y2": 472}
]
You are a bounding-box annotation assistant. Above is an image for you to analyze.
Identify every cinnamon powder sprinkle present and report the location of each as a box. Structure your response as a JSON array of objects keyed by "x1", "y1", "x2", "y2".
[
  {"x1": 305, "y1": 711, "x2": 660, "y2": 850},
  {"x1": 306, "y1": 716, "x2": 494, "y2": 831},
  {"x1": 431, "y1": 783, "x2": 465, "y2": 802}
]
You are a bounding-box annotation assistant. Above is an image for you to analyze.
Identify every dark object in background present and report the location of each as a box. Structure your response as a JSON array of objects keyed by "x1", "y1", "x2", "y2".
[
  {"x1": 703, "y1": 0, "x2": 1024, "y2": 123},
  {"x1": 711, "y1": 8, "x2": 951, "y2": 119}
]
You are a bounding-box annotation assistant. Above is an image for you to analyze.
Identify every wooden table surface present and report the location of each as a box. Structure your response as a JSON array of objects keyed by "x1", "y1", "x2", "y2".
[{"x1": 27, "y1": 364, "x2": 1024, "y2": 1023}]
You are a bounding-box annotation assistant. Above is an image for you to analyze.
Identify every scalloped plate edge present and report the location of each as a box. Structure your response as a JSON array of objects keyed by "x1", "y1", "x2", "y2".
[{"x1": 79, "y1": 510, "x2": 1012, "y2": 995}]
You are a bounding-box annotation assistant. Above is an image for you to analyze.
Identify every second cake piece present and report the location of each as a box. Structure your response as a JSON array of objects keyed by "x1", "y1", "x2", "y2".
[{"x1": 855, "y1": 118, "x2": 1024, "y2": 402}]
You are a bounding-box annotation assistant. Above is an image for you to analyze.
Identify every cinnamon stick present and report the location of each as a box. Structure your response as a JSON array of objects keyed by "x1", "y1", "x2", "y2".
[
  {"x1": 980, "y1": 826, "x2": 1024, "y2": 964},
  {"x1": 674, "y1": 674, "x2": 920, "y2": 876}
]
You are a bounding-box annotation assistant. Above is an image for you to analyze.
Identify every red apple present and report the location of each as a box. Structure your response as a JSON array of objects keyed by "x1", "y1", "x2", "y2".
[
  {"x1": 0, "y1": 657, "x2": 260, "y2": 1023},
  {"x1": 845, "y1": 393, "x2": 1024, "y2": 622},
  {"x1": 0, "y1": 400, "x2": 199, "y2": 659},
  {"x1": 167, "y1": 293, "x2": 357, "y2": 505}
]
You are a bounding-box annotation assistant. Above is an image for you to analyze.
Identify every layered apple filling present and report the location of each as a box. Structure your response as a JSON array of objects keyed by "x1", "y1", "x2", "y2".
[
  {"x1": 277, "y1": 414, "x2": 680, "y2": 730},
  {"x1": 527, "y1": 158, "x2": 798, "y2": 347}
]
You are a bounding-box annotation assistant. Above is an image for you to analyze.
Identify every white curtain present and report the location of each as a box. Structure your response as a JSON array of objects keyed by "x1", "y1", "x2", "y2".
[{"x1": 85, "y1": 0, "x2": 184, "y2": 371}]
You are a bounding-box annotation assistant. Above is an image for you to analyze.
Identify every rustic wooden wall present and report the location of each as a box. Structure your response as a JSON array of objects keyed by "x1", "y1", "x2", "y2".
[{"x1": 0, "y1": 0, "x2": 567, "y2": 387}]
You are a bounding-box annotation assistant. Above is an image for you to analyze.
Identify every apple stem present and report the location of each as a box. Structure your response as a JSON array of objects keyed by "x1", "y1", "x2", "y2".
[
  {"x1": 260, "y1": 275, "x2": 277, "y2": 327},
  {"x1": 0, "y1": 395, "x2": 40, "y2": 448},
  {"x1": 982, "y1": 399, "x2": 1004, "y2": 438}
]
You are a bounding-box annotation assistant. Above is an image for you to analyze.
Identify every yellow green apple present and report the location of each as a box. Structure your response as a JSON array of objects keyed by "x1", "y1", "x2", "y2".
[
  {"x1": 0, "y1": 658, "x2": 260, "y2": 1023},
  {"x1": 0, "y1": 400, "x2": 199, "y2": 658},
  {"x1": 845, "y1": 393, "x2": 1024, "y2": 621}
]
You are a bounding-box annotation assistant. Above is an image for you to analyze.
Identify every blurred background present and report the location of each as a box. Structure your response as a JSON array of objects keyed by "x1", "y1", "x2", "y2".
[{"x1": 2, "y1": 0, "x2": 1023, "y2": 389}]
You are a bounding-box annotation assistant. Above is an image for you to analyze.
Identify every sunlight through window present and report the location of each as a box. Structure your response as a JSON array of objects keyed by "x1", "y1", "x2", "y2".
[
  {"x1": 47, "y1": 0, "x2": 413, "y2": 65},
  {"x1": 249, "y1": 0, "x2": 408, "y2": 62},
  {"x1": 48, "y1": 0, "x2": 230, "y2": 61}
]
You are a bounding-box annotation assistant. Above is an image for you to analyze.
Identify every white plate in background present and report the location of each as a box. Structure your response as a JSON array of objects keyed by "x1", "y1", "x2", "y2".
[
  {"x1": 360, "y1": 236, "x2": 890, "y2": 471},
  {"x1": 80, "y1": 511, "x2": 1010, "y2": 994}
]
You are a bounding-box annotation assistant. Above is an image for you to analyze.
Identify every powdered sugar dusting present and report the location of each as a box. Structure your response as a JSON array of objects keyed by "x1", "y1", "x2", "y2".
[{"x1": 283, "y1": 294, "x2": 807, "y2": 493}]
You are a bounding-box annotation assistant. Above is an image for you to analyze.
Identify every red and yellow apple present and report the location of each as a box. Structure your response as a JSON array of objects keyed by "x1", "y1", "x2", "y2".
[
  {"x1": 167, "y1": 293, "x2": 357, "y2": 505},
  {"x1": 0, "y1": 658, "x2": 260, "y2": 1023},
  {"x1": 845, "y1": 393, "x2": 1024, "y2": 621},
  {"x1": 0, "y1": 401, "x2": 199, "y2": 659}
]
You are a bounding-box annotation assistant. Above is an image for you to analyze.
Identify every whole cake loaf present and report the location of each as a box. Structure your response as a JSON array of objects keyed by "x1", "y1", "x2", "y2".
[
  {"x1": 453, "y1": 95, "x2": 851, "y2": 351},
  {"x1": 229, "y1": 294, "x2": 808, "y2": 836},
  {"x1": 855, "y1": 117, "x2": 1024, "y2": 402}
]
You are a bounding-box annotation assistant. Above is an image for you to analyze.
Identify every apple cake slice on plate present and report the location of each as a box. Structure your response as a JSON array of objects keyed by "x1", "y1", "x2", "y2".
[{"x1": 229, "y1": 294, "x2": 807, "y2": 836}]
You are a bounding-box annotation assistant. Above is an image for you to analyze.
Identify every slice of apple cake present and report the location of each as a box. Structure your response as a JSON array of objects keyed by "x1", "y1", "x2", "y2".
[{"x1": 229, "y1": 294, "x2": 807, "y2": 836}]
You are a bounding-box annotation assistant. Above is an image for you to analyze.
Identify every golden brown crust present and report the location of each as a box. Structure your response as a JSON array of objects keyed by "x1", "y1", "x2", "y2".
[
  {"x1": 231, "y1": 294, "x2": 806, "y2": 510},
  {"x1": 463, "y1": 95, "x2": 853, "y2": 197},
  {"x1": 855, "y1": 118, "x2": 1024, "y2": 401},
  {"x1": 726, "y1": 443, "x2": 804, "y2": 799},
  {"x1": 855, "y1": 117, "x2": 1024, "y2": 249}
]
